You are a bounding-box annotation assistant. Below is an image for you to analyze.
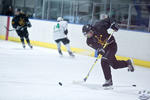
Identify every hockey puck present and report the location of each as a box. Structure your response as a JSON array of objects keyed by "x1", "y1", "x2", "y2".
[
  {"x1": 132, "y1": 84, "x2": 136, "y2": 87},
  {"x1": 58, "y1": 82, "x2": 62, "y2": 86}
]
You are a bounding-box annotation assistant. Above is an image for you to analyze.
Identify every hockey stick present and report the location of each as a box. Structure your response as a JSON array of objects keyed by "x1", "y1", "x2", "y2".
[
  {"x1": 4, "y1": 26, "x2": 15, "y2": 31},
  {"x1": 4, "y1": 25, "x2": 28, "y2": 32},
  {"x1": 83, "y1": 30, "x2": 115, "y2": 82}
]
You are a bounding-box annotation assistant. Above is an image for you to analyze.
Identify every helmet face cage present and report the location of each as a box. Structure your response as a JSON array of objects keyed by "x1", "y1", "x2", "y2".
[
  {"x1": 100, "y1": 13, "x2": 108, "y2": 20},
  {"x1": 15, "y1": 8, "x2": 22, "y2": 15},
  {"x1": 15, "y1": 8, "x2": 21, "y2": 12}
]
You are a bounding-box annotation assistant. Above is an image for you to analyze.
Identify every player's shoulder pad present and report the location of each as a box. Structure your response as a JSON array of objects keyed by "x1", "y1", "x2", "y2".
[
  {"x1": 61, "y1": 20, "x2": 68, "y2": 24},
  {"x1": 60, "y1": 21, "x2": 68, "y2": 27}
]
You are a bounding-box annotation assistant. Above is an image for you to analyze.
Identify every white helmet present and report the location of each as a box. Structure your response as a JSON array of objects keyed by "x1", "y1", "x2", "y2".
[{"x1": 57, "y1": 17, "x2": 63, "y2": 22}]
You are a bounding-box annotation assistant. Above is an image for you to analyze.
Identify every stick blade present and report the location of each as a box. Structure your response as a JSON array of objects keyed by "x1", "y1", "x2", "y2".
[
  {"x1": 83, "y1": 77, "x2": 87, "y2": 82},
  {"x1": 72, "y1": 80, "x2": 85, "y2": 84}
]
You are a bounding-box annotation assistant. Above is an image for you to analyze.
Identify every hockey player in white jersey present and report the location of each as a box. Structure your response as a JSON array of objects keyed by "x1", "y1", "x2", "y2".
[{"x1": 53, "y1": 17, "x2": 75, "y2": 57}]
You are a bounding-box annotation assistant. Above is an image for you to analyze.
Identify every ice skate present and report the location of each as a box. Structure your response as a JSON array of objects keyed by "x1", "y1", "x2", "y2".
[
  {"x1": 68, "y1": 51, "x2": 75, "y2": 57},
  {"x1": 22, "y1": 43, "x2": 26, "y2": 49},
  {"x1": 102, "y1": 79, "x2": 113, "y2": 90},
  {"x1": 28, "y1": 44, "x2": 33, "y2": 49},
  {"x1": 127, "y1": 59, "x2": 134, "y2": 72},
  {"x1": 58, "y1": 49, "x2": 63, "y2": 56}
]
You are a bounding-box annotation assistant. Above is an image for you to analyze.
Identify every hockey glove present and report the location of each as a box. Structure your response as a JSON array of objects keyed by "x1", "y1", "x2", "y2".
[
  {"x1": 27, "y1": 22, "x2": 32, "y2": 28},
  {"x1": 98, "y1": 48, "x2": 105, "y2": 55},
  {"x1": 20, "y1": 27, "x2": 25, "y2": 31},
  {"x1": 16, "y1": 26, "x2": 25, "y2": 31},
  {"x1": 64, "y1": 29, "x2": 68, "y2": 35},
  {"x1": 111, "y1": 22, "x2": 119, "y2": 32},
  {"x1": 16, "y1": 26, "x2": 21, "y2": 30}
]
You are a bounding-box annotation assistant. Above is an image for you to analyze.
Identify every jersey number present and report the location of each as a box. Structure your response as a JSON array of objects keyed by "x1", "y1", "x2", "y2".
[{"x1": 54, "y1": 23, "x2": 61, "y2": 32}]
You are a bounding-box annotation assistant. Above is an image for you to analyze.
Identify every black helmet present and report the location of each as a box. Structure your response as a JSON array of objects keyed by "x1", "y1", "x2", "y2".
[
  {"x1": 15, "y1": 8, "x2": 21, "y2": 12},
  {"x1": 82, "y1": 24, "x2": 93, "y2": 35}
]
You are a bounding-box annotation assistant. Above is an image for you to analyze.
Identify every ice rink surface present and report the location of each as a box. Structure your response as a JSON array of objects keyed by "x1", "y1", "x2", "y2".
[{"x1": 0, "y1": 40, "x2": 150, "y2": 100}]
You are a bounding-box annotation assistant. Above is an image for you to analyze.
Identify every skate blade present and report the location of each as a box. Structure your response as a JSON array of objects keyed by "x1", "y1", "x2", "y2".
[
  {"x1": 70, "y1": 55, "x2": 75, "y2": 58},
  {"x1": 58, "y1": 53, "x2": 63, "y2": 57},
  {"x1": 103, "y1": 86, "x2": 113, "y2": 90},
  {"x1": 30, "y1": 46, "x2": 33, "y2": 49}
]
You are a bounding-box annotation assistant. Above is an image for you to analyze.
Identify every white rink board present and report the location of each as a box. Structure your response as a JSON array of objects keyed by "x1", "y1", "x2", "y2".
[
  {"x1": 0, "y1": 16, "x2": 150, "y2": 61},
  {"x1": 0, "y1": 16, "x2": 7, "y2": 36}
]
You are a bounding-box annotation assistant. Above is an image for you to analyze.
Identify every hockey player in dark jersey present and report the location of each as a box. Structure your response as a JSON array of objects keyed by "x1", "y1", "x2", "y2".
[
  {"x1": 82, "y1": 15, "x2": 134, "y2": 88},
  {"x1": 12, "y1": 9, "x2": 33, "y2": 49}
]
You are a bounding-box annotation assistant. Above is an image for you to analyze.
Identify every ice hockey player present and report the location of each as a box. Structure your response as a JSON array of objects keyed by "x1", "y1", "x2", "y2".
[
  {"x1": 82, "y1": 14, "x2": 134, "y2": 88},
  {"x1": 12, "y1": 8, "x2": 33, "y2": 49},
  {"x1": 53, "y1": 17, "x2": 74, "y2": 57}
]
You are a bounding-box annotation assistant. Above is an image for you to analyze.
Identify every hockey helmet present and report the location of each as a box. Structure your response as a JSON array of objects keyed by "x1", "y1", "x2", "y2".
[
  {"x1": 15, "y1": 8, "x2": 22, "y2": 15},
  {"x1": 82, "y1": 24, "x2": 93, "y2": 35},
  {"x1": 15, "y1": 8, "x2": 21, "y2": 12},
  {"x1": 57, "y1": 17, "x2": 63, "y2": 22}
]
